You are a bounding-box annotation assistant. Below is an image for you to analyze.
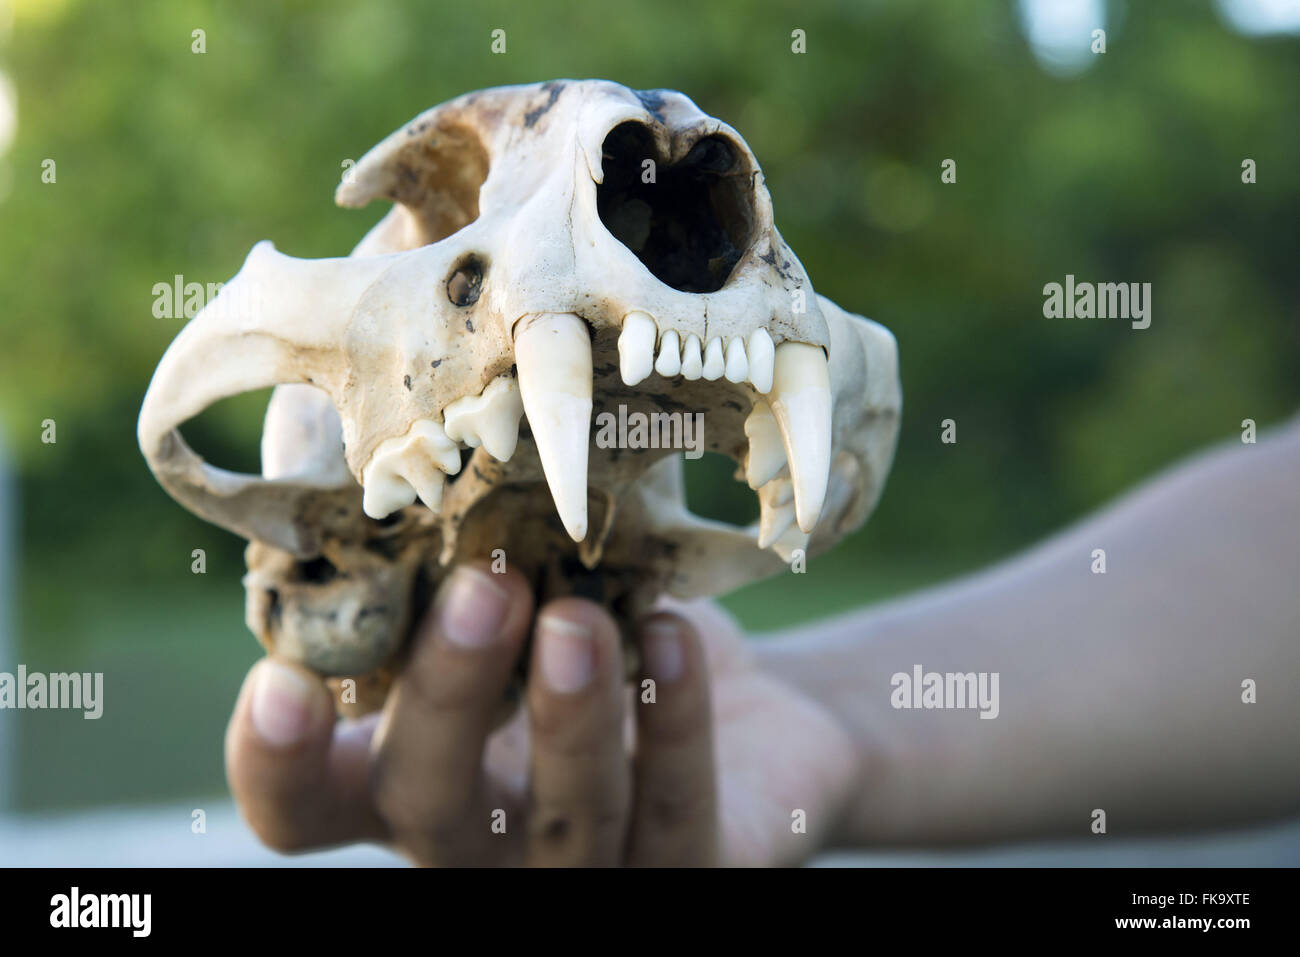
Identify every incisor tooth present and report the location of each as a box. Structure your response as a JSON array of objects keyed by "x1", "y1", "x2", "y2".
[
  {"x1": 515, "y1": 313, "x2": 592, "y2": 542},
  {"x1": 702, "y1": 337, "x2": 725, "y2": 380},
  {"x1": 746, "y1": 328, "x2": 775, "y2": 394},
  {"x1": 443, "y1": 376, "x2": 525, "y2": 462},
  {"x1": 681, "y1": 334, "x2": 704, "y2": 379},
  {"x1": 724, "y1": 338, "x2": 748, "y2": 383},
  {"x1": 743, "y1": 400, "x2": 787, "y2": 489},
  {"x1": 654, "y1": 329, "x2": 682, "y2": 377},
  {"x1": 618, "y1": 311, "x2": 656, "y2": 386},
  {"x1": 768, "y1": 341, "x2": 832, "y2": 533}
]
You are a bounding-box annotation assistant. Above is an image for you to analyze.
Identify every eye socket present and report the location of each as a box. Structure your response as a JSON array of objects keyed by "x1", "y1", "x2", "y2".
[{"x1": 446, "y1": 256, "x2": 485, "y2": 307}]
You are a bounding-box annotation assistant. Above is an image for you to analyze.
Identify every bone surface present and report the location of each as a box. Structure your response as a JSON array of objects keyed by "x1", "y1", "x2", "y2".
[{"x1": 136, "y1": 80, "x2": 902, "y2": 709}]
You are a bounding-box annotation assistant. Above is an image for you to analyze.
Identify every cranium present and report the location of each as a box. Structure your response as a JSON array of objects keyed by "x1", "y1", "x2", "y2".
[{"x1": 137, "y1": 80, "x2": 901, "y2": 712}]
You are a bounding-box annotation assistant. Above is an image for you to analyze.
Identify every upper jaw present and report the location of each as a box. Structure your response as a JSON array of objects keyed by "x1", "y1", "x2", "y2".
[{"x1": 358, "y1": 302, "x2": 836, "y2": 567}]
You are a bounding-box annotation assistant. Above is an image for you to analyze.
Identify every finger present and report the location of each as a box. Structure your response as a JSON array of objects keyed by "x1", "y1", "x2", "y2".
[
  {"x1": 371, "y1": 563, "x2": 533, "y2": 865},
  {"x1": 626, "y1": 613, "x2": 719, "y2": 866},
  {"x1": 525, "y1": 600, "x2": 631, "y2": 867},
  {"x1": 225, "y1": 658, "x2": 387, "y2": 852}
]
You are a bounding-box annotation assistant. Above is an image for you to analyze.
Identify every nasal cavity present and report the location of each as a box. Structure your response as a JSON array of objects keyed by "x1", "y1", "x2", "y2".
[{"x1": 596, "y1": 123, "x2": 757, "y2": 293}]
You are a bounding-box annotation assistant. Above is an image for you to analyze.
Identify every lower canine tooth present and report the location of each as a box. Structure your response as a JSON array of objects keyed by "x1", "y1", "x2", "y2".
[
  {"x1": 702, "y1": 338, "x2": 725, "y2": 380},
  {"x1": 768, "y1": 341, "x2": 832, "y2": 533},
  {"x1": 515, "y1": 312, "x2": 593, "y2": 542},
  {"x1": 724, "y1": 338, "x2": 748, "y2": 383},
  {"x1": 618, "y1": 311, "x2": 656, "y2": 386},
  {"x1": 746, "y1": 328, "x2": 775, "y2": 394},
  {"x1": 743, "y1": 400, "x2": 787, "y2": 489},
  {"x1": 654, "y1": 329, "x2": 682, "y2": 377},
  {"x1": 681, "y1": 334, "x2": 703, "y2": 379},
  {"x1": 770, "y1": 524, "x2": 811, "y2": 563},
  {"x1": 757, "y1": 480, "x2": 798, "y2": 548}
]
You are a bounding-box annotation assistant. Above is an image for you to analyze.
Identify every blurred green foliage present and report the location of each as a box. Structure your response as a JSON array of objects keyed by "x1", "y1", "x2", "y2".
[{"x1": 0, "y1": 0, "x2": 1297, "y2": 809}]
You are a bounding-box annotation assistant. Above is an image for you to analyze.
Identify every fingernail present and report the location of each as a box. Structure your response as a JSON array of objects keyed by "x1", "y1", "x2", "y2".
[
  {"x1": 440, "y1": 567, "x2": 510, "y2": 648},
  {"x1": 251, "y1": 660, "x2": 317, "y2": 747},
  {"x1": 538, "y1": 615, "x2": 594, "y2": 693},
  {"x1": 643, "y1": 618, "x2": 685, "y2": 683}
]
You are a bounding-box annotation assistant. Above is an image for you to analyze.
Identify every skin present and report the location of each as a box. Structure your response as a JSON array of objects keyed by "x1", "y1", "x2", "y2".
[
  {"x1": 226, "y1": 417, "x2": 1300, "y2": 865},
  {"x1": 225, "y1": 569, "x2": 856, "y2": 866}
]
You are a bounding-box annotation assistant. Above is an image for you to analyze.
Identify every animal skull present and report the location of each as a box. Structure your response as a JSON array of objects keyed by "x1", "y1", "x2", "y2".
[{"x1": 137, "y1": 80, "x2": 901, "y2": 712}]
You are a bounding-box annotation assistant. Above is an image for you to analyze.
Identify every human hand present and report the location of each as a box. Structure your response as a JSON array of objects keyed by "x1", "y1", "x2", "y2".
[{"x1": 225, "y1": 563, "x2": 860, "y2": 866}]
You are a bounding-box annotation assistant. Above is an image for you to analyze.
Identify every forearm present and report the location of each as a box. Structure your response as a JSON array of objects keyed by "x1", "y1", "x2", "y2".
[{"x1": 759, "y1": 419, "x2": 1300, "y2": 846}]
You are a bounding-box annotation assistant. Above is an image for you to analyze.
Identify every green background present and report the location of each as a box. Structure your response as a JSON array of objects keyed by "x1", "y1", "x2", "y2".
[{"x1": 1, "y1": 0, "x2": 1296, "y2": 811}]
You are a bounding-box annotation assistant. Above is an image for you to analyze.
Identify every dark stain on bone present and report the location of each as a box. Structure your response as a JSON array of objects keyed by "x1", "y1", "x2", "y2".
[
  {"x1": 466, "y1": 318, "x2": 475, "y2": 332},
  {"x1": 634, "y1": 88, "x2": 668, "y2": 123},
  {"x1": 641, "y1": 391, "x2": 695, "y2": 414},
  {"x1": 431, "y1": 358, "x2": 444, "y2": 369},
  {"x1": 523, "y1": 82, "x2": 565, "y2": 129},
  {"x1": 759, "y1": 244, "x2": 796, "y2": 282},
  {"x1": 403, "y1": 375, "x2": 412, "y2": 391}
]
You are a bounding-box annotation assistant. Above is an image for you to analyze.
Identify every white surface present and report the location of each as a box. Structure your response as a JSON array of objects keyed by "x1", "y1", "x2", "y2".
[{"x1": 2, "y1": 800, "x2": 1297, "y2": 867}]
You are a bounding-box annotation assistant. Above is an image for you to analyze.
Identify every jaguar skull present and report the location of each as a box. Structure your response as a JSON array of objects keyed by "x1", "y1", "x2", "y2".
[{"x1": 137, "y1": 80, "x2": 901, "y2": 712}]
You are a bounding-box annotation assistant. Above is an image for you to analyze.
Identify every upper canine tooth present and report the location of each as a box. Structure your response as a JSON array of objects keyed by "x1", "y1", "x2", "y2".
[
  {"x1": 702, "y1": 337, "x2": 726, "y2": 380},
  {"x1": 654, "y1": 329, "x2": 682, "y2": 377},
  {"x1": 743, "y1": 400, "x2": 787, "y2": 489},
  {"x1": 724, "y1": 338, "x2": 749, "y2": 383},
  {"x1": 443, "y1": 375, "x2": 525, "y2": 462},
  {"x1": 681, "y1": 334, "x2": 704, "y2": 379},
  {"x1": 618, "y1": 311, "x2": 656, "y2": 386},
  {"x1": 515, "y1": 312, "x2": 592, "y2": 542},
  {"x1": 746, "y1": 328, "x2": 775, "y2": 394},
  {"x1": 768, "y1": 341, "x2": 832, "y2": 533}
]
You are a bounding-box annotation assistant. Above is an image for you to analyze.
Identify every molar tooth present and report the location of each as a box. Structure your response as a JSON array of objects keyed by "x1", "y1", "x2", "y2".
[
  {"x1": 618, "y1": 311, "x2": 657, "y2": 386},
  {"x1": 681, "y1": 334, "x2": 704, "y2": 379},
  {"x1": 360, "y1": 419, "x2": 460, "y2": 519},
  {"x1": 746, "y1": 328, "x2": 775, "y2": 394},
  {"x1": 515, "y1": 312, "x2": 592, "y2": 542},
  {"x1": 402, "y1": 463, "x2": 447, "y2": 513},
  {"x1": 362, "y1": 472, "x2": 415, "y2": 521},
  {"x1": 768, "y1": 341, "x2": 832, "y2": 533},
  {"x1": 743, "y1": 400, "x2": 788, "y2": 489},
  {"x1": 724, "y1": 337, "x2": 748, "y2": 383},
  {"x1": 654, "y1": 329, "x2": 682, "y2": 377},
  {"x1": 443, "y1": 376, "x2": 525, "y2": 462},
  {"x1": 702, "y1": 337, "x2": 726, "y2": 380}
]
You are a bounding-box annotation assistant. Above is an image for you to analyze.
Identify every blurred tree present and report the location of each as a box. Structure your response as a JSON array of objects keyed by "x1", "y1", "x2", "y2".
[{"x1": 0, "y1": 0, "x2": 1296, "y2": 808}]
